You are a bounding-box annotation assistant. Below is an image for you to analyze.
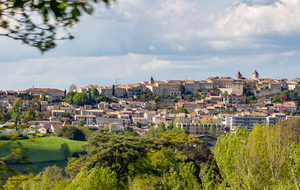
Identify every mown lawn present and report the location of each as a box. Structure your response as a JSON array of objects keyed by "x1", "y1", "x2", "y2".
[{"x1": 0, "y1": 137, "x2": 87, "y2": 162}]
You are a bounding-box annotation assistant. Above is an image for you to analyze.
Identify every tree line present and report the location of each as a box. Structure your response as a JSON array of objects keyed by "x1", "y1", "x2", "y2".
[{"x1": 3, "y1": 118, "x2": 300, "y2": 189}]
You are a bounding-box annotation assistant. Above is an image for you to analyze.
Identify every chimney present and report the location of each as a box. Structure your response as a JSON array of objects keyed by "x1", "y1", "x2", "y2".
[{"x1": 32, "y1": 85, "x2": 34, "y2": 89}]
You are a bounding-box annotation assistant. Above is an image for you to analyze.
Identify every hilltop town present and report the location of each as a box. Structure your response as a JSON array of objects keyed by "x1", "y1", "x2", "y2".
[{"x1": 1, "y1": 70, "x2": 300, "y2": 140}]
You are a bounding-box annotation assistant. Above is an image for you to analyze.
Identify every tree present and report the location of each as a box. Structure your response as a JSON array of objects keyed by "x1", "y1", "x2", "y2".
[
  {"x1": 291, "y1": 92, "x2": 298, "y2": 100},
  {"x1": 12, "y1": 100, "x2": 21, "y2": 130},
  {"x1": 232, "y1": 106, "x2": 236, "y2": 112},
  {"x1": 178, "y1": 107, "x2": 188, "y2": 113},
  {"x1": 215, "y1": 124, "x2": 293, "y2": 189},
  {"x1": 170, "y1": 109, "x2": 178, "y2": 114},
  {"x1": 65, "y1": 167, "x2": 124, "y2": 190},
  {"x1": 65, "y1": 92, "x2": 76, "y2": 104},
  {"x1": 78, "y1": 119, "x2": 85, "y2": 126},
  {"x1": 72, "y1": 92, "x2": 89, "y2": 106},
  {"x1": 88, "y1": 90, "x2": 92, "y2": 104},
  {"x1": 166, "y1": 162, "x2": 201, "y2": 189},
  {"x1": 92, "y1": 88, "x2": 99, "y2": 97},
  {"x1": 41, "y1": 93, "x2": 47, "y2": 101},
  {"x1": 157, "y1": 122, "x2": 166, "y2": 133},
  {"x1": 4, "y1": 165, "x2": 66, "y2": 190},
  {"x1": 112, "y1": 85, "x2": 115, "y2": 96},
  {"x1": 151, "y1": 103, "x2": 158, "y2": 111},
  {"x1": 160, "y1": 102, "x2": 166, "y2": 109},
  {"x1": 208, "y1": 124, "x2": 216, "y2": 136},
  {"x1": 173, "y1": 117, "x2": 183, "y2": 128},
  {"x1": 159, "y1": 132, "x2": 202, "y2": 149},
  {"x1": 136, "y1": 122, "x2": 142, "y2": 128},
  {"x1": 69, "y1": 84, "x2": 77, "y2": 92},
  {"x1": 0, "y1": 0, "x2": 111, "y2": 52},
  {"x1": 179, "y1": 84, "x2": 185, "y2": 94},
  {"x1": 273, "y1": 94, "x2": 282, "y2": 103},
  {"x1": 0, "y1": 134, "x2": 35, "y2": 184},
  {"x1": 60, "y1": 126, "x2": 90, "y2": 141},
  {"x1": 79, "y1": 134, "x2": 164, "y2": 182},
  {"x1": 60, "y1": 143, "x2": 71, "y2": 161},
  {"x1": 281, "y1": 90, "x2": 289, "y2": 99},
  {"x1": 223, "y1": 91, "x2": 228, "y2": 97},
  {"x1": 194, "y1": 92, "x2": 200, "y2": 98},
  {"x1": 13, "y1": 99, "x2": 22, "y2": 108},
  {"x1": 146, "y1": 126, "x2": 159, "y2": 138}
]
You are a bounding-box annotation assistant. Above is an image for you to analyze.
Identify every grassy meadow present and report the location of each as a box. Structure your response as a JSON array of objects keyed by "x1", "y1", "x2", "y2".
[{"x1": 0, "y1": 137, "x2": 87, "y2": 163}]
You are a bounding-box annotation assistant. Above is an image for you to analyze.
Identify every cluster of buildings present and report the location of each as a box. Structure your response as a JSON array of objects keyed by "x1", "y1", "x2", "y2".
[
  {"x1": 73, "y1": 70, "x2": 300, "y2": 99},
  {"x1": 1, "y1": 70, "x2": 300, "y2": 136}
]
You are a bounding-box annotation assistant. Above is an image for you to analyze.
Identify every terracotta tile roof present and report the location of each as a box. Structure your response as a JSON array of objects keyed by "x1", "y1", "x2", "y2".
[
  {"x1": 4, "y1": 97, "x2": 21, "y2": 100},
  {"x1": 75, "y1": 115, "x2": 96, "y2": 117},
  {"x1": 18, "y1": 91, "x2": 27, "y2": 94},
  {"x1": 25, "y1": 88, "x2": 63, "y2": 92},
  {"x1": 6, "y1": 91, "x2": 15, "y2": 93}
]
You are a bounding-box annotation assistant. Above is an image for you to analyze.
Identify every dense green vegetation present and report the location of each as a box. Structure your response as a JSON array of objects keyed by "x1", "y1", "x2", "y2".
[{"x1": 3, "y1": 118, "x2": 300, "y2": 189}]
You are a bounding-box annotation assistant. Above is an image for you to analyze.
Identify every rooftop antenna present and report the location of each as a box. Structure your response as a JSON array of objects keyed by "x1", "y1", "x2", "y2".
[
  {"x1": 116, "y1": 78, "x2": 126, "y2": 86},
  {"x1": 185, "y1": 74, "x2": 198, "y2": 80}
]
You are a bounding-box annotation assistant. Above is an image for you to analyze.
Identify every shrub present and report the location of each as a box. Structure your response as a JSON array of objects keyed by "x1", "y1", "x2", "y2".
[
  {"x1": 36, "y1": 133, "x2": 45, "y2": 137},
  {"x1": 61, "y1": 126, "x2": 90, "y2": 141}
]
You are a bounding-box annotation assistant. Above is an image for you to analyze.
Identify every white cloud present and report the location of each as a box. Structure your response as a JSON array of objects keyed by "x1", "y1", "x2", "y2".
[
  {"x1": 172, "y1": 45, "x2": 186, "y2": 51},
  {"x1": 141, "y1": 58, "x2": 170, "y2": 70},
  {"x1": 149, "y1": 46, "x2": 156, "y2": 50},
  {"x1": 198, "y1": 0, "x2": 300, "y2": 39},
  {"x1": 280, "y1": 50, "x2": 297, "y2": 56}
]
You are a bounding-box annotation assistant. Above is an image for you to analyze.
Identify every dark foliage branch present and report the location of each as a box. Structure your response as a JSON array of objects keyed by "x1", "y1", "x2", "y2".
[{"x1": 0, "y1": 0, "x2": 114, "y2": 52}]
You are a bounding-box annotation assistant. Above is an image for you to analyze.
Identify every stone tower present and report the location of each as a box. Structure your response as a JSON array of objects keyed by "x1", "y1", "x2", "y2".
[
  {"x1": 149, "y1": 76, "x2": 155, "y2": 84},
  {"x1": 252, "y1": 70, "x2": 259, "y2": 79},
  {"x1": 236, "y1": 71, "x2": 242, "y2": 80}
]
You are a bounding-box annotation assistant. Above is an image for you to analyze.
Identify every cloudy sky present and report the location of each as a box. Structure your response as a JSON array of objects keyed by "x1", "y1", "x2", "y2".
[{"x1": 1, "y1": 0, "x2": 300, "y2": 90}]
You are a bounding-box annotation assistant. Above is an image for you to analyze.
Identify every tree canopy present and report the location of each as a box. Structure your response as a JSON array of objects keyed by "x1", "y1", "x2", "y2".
[
  {"x1": 68, "y1": 84, "x2": 77, "y2": 92},
  {"x1": 91, "y1": 88, "x2": 99, "y2": 97},
  {"x1": 72, "y1": 92, "x2": 88, "y2": 106}
]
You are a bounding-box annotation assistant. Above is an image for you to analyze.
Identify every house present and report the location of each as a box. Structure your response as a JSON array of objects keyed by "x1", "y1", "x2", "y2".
[
  {"x1": 84, "y1": 105, "x2": 92, "y2": 110},
  {"x1": 118, "y1": 114, "x2": 130, "y2": 120},
  {"x1": 96, "y1": 118, "x2": 130, "y2": 126},
  {"x1": 50, "y1": 124, "x2": 63, "y2": 132},
  {"x1": 74, "y1": 115, "x2": 96, "y2": 125},
  {"x1": 36, "y1": 127, "x2": 48, "y2": 134},
  {"x1": 40, "y1": 101, "x2": 49, "y2": 108},
  {"x1": 98, "y1": 102, "x2": 110, "y2": 109},
  {"x1": 223, "y1": 116, "x2": 279, "y2": 132},
  {"x1": 109, "y1": 122, "x2": 123, "y2": 132},
  {"x1": 223, "y1": 95, "x2": 246, "y2": 104},
  {"x1": 194, "y1": 135, "x2": 218, "y2": 146},
  {"x1": 25, "y1": 87, "x2": 64, "y2": 97},
  {"x1": 52, "y1": 110, "x2": 65, "y2": 117},
  {"x1": 5, "y1": 90, "x2": 17, "y2": 97},
  {"x1": 144, "y1": 111, "x2": 156, "y2": 123},
  {"x1": 132, "y1": 117, "x2": 148, "y2": 125},
  {"x1": 4, "y1": 97, "x2": 22, "y2": 104},
  {"x1": 62, "y1": 119, "x2": 71, "y2": 126},
  {"x1": 81, "y1": 110, "x2": 103, "y2": 117}
]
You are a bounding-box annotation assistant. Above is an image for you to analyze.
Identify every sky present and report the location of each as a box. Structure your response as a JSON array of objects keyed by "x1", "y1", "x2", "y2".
[{"x1": 1, "y1": 0, "x2": 300, "y2": 90}]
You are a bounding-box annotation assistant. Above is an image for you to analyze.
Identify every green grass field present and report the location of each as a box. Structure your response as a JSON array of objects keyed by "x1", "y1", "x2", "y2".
[{"x1": 0, "y1": 137, "x2": 88, "y2": 163}]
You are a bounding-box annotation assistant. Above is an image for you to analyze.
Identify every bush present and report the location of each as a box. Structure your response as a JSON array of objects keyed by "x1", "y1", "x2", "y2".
[
  {"x1": 60, "y1": 126, "x2": 90, "y2": 141},
  {"x1": 0, "y1": 135, "x2": 11, "y2": 140},
  {"x1": 71, "y1": 150, "x2": 87, "y2": 158}
]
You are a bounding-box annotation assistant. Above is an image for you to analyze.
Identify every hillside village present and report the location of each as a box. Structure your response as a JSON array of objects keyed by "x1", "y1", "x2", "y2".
[{"x1": 1, "y1": 70, "x2": 300, "y2": 138}]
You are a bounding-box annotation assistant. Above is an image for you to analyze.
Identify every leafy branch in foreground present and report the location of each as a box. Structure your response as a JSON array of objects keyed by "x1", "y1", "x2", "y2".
[
  {"x1": 0, "y1": 133, "x2": 37, "y2": 182},
  {"x1": 0, "y1": 0, "x2": 115, "y2": 52}
]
